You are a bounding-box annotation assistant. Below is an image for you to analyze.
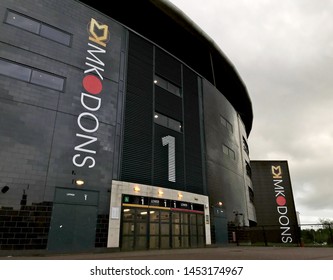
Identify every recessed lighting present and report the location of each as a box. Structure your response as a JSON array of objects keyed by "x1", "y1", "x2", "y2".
[{"x1": 75, "y1": 179, "x2": 84, "y2": 186}]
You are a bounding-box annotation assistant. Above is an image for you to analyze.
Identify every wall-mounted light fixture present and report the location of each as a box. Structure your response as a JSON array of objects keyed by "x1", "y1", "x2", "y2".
[
  {"x1": 178, "y1": 193, "x2": 183, "y2": 199},
  {"x1": 158, "y1": 190, "x2": 164, "y2": 195},
  {"x1": 134, "y1": 186, "x2": 140, "y2": 192},
  {"x1": 75, "y1": 179, "x2": 85, "y2": 186}
]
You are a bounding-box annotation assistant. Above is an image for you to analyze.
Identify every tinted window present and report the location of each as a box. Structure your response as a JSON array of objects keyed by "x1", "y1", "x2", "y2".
[
  {"x1": 31, "y1": 70, "x2": 64, "y2": 91},
  {"x1": 154, "y1": 74, "x2": 181, "y2": 97},
  {"x1": 40, "y1": 24, "x2": 71, "y2": 46},
  {"x1": 154, "y1": 112, "x2": 182, "y2": 133},
  {"x1": 0, "y1": 59, "x2": 31, "y2": 81},
  {"x1": 5, "y1": 11, "x2": 40, "y2": 33},
  {"x1": 168, "y1": 118, "x2": 182, "y2": 132},
  {"x1": 154, "y1": 112, "x2": 168, "y2": 127},
  {"x1": 5, "y1": 10, "x2": 71, "y2": 46}
]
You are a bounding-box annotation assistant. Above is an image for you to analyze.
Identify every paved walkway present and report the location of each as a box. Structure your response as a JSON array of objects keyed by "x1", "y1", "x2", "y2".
[{"x1": 1, "y1": 246, "x2": 333, "y2": 260}]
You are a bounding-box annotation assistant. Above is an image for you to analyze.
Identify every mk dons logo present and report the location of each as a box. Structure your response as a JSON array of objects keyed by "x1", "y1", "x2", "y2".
[
  {"x1": 72, "y1": 18, "x2": 111, "y2": 169},
  {"x1": 271, "y1": 165, "x2": 282, "y2": 179},
  {"x1": 88, "y1": 18, "x2": 110, "y2": 47},
  {"x1": 271, "y1": 165, "x2": 292, "y2": 243}
]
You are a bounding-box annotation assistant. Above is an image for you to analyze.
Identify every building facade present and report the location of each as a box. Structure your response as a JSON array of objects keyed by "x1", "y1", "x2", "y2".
[{"x1": 0, "y1": 0, "x2": 255, "y2": 251}]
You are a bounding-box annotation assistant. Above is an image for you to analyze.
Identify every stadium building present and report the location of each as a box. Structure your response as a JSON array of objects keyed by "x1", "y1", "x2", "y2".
[{"x1": 0, "y1": 0, "x2": 256, "y2": 252}]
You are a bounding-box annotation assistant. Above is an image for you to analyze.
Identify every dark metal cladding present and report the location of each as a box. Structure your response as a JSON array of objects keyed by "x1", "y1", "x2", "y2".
[{"x1": 79, "y1": 0, "x2": 253, "y2": 135}]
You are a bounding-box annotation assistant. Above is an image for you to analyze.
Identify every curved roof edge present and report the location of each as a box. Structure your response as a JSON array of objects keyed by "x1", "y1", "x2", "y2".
[
  {"x1": 79, "y1": 0, "x2": 253, "y2": 135},
  {"x1": 151, "y1": 0, "x2": 253, "y2": 135}
]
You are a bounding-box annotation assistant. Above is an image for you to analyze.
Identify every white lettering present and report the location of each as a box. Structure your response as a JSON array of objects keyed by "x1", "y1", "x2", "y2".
[
  {"x1": 281, "y1": 226, "x2": 292, "y2": 236},
  {"x1": 77, "y1": 112, "x2": 99, "y2": 133},
  {"x1": 72, "y1": 19, "x2": 109, "y2": 170},
  {"x1": 86, "y1": 43, "x2": 106, "y2": 67},
  {"x1": 272, "y1": 165, "x2": 293, "y2": 243},
  {"x1": 162, "y1": 135, "x2": 176, "y2": 182},
  {"x1": 84, "y1": 62, "x2": 104, "y2": 80},
  {"x1": 81, "y1": 92, "x2": 101, "y2": 111},
  {"x1": 74, "y1": 133, "x2": 97, "y2": 154},
  {"x1": 279, "y1": 215, "x2": 290, "y2": 226},
  {"x1": 72, "y1": 154, "x2": 96, "y2": 168},
  {"x1": 277, "y1": 206, "x2": 288, "y2": 215},
  {"x1": 273, "y1": 180, "x2": 283, "y2": 189},
  {"x1": 282, "y1": 236, "x2": 293, "y2": 243}
]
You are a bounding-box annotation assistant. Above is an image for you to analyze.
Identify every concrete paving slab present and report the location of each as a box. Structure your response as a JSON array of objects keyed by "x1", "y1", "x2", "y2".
[{"x1": 1, "y1": 246, "x2": 332, "y2": 260}]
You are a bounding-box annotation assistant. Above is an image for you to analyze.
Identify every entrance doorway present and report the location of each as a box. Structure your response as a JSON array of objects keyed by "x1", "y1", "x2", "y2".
[
  {"x1": 120, "y1": 207, "x2": 205, "y2": 250},
  {"x1": 47, "y1": 187, "x2": 99, "y2": 252},
  {"x1": 213, "y1": 206, "x2": 228, "y2": 245}
]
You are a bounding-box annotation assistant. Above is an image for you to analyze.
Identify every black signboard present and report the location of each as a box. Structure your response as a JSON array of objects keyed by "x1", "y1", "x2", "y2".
[
  {"x1": 122, "y1": 194, "x2": 204, "y2": 212},
  {"x1": 123, "y1": 195, "x2": 148, "y2": 206}
]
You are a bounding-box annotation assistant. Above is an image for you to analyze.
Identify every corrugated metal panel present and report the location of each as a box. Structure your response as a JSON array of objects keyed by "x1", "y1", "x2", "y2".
[
  {"x1": 120, "y1": 33, "x2": 153, "y2": 185},
  {"x1": 183, "y1": 66, "x2": 204, "y2": 194},
  {"x1": 155, "y1": 86, "x2": 182, "y2": 121},
  {"x1": 155, "y1": 48, "x2": 181, "y2": 86}
]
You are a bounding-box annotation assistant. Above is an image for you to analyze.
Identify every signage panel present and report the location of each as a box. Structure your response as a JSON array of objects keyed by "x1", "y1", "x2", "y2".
[{"x1": 122, "y1": 194, "x2": 204, "y2": 213}]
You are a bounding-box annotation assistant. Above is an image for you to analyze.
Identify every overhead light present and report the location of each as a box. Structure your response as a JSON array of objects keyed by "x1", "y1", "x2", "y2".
[
  {"x1": 75, "y1": 179, "x2": 84, "y2": 186},
  {"x1": 218, "y1": 201, "x2": 223, "y2": 206},
  {"x1": 123, "y1": 209, "x2": 130, "y2": 212},
  {"x1": 154, "y1": 80, "x2": 158, "y2": 84},
  {"x1": 141, "y1": 211, "x2": 155, "y2": 215},
  {"x1": 154, "y1": 114, "x2": 159, "y2": 118}
]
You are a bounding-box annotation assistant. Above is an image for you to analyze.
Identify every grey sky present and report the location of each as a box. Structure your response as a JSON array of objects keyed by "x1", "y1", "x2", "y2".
[{"x1": 169, "y1": 0, "x2": 333, "y2": 224}]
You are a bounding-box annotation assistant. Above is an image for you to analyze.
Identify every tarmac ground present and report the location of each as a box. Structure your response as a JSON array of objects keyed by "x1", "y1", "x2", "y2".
[{"x1": 1, "y1": 246, "x2": 332, "y2": 260}]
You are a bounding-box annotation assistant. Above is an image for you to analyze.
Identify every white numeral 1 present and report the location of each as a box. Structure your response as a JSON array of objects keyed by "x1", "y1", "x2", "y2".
[{"x1": 162, "y1": 135, "x2": 176, "y2": 182}]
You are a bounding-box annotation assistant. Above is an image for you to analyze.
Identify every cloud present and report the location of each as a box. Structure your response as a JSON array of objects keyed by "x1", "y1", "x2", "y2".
[{"x1": 169, "y1": 0, "x2": 333, "y2": 224}]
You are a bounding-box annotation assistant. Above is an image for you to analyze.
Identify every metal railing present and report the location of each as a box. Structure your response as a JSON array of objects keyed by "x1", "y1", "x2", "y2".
[{"x1": 228, "y1": 224, "x2": 333, "y2": 247}]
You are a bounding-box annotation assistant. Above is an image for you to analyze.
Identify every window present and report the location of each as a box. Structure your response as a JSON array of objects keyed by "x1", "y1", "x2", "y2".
[
  {"x1": 154, "y1": 75, "x2": 181, "y2": 97},
  {"x1": 31, "y1": 70, "x2": 64, "y2": 91},
  {"x1": 5, "y1": 10, "x2": 71, "y2": 46},
  {"x1": 0, "y1": 58, "x2": 65, "y2": 91},
  {"x1": 154, "y1": 112, "x2": 168, "y2": 127},
  {"x1": 220, "y1": 115, "x2": 233, "y2": 133},
  {"x1": 40, "y1": 24, "x2": 71, "y2": 46},
  {"x1": 245, "y1": 161, "x2": 252, "y2": 178},
  {"x1": 248, "y1": 187, "x2": 254, "y2": 203},
  {"x1": 243, "y1": 137, "x2": 250, "y2": 155},
  {"x1": 154, "y1": 112, "x2": 182, "y2": 132},
  {"x1": 222, "y1": 144, "x2": 235, "y2": 160},
  {"x1": 0, "y1": 59, "x2": 31, "y2": 81}
]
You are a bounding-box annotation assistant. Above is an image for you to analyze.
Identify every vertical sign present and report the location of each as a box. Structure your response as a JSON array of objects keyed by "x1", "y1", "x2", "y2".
[
  {"x1": 72, "y1": 18, "x2": 110, "y2": 169},
  {"x1": 271, "y1": 165, "x2": 293, "y2": 243}
]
